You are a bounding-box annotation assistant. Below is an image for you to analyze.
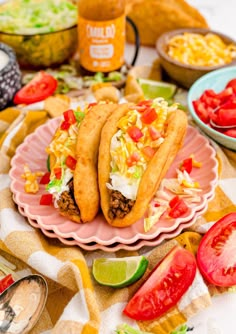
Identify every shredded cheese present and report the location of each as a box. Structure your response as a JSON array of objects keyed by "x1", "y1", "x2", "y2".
[
  {"x1": 167, "y1": 32, "x2": 236, "y2": 67},
  {"x1": 21, "y1": 164, "x2": 44, "y2": 194}
]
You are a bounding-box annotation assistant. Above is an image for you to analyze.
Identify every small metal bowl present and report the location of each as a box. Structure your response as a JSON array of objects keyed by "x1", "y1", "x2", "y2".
[
  {"x1": 0, "y1": 25, "x2": 78, "y2": 69},
  {"x1": 156, "y1": 28, "x2": 236, "y2": 89}
]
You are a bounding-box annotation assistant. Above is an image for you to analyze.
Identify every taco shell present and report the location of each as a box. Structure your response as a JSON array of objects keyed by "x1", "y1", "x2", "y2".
[{"x1": 98, "y1": 103, "x2": 188, "y2": 227}]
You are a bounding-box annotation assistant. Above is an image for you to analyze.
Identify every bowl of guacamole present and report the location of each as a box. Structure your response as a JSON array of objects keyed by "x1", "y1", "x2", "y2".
[{"x1": 0, "y1": 0, "x2": 78, "y2": 68}]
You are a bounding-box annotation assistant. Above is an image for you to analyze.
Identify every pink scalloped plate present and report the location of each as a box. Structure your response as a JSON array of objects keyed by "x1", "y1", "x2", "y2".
[
  {"x1": 10, "y1": 117, "x2": 218, "y2": 246},
  {"x1": 16, "y1": 199, "x2": 212, "y2": 252}
]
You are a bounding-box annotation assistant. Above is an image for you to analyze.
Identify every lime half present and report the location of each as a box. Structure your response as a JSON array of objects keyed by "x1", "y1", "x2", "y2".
[
  {"x1": 92, "y1": 256, "x2": 148, "y2": 288},
  {"x1": 137, "y1": 78, "x2": 177, "y2": 100}
]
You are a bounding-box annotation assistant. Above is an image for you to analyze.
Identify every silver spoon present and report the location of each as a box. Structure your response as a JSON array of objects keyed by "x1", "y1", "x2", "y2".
[{"x1": 0, "y1": 274, "x2": 48, "y2": 334}]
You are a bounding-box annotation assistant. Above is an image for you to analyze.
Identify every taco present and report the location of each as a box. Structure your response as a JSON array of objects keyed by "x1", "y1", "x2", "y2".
[
  {"x1": 46, "y1": 103, "x2": 117, "y2": 223},
  {"x1": 98, "y1": 98, "x2": 188, "y2": 227}
]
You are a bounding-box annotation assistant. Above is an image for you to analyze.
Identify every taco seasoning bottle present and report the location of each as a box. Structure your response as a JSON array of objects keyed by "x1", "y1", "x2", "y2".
[{"x1": 78, "y1": 0, "x2": 126, "y2": 75}]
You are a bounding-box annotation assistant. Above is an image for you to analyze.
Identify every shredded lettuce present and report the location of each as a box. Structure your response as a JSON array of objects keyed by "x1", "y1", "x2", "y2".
[
  {"x1": 0, "y1": 0, "x2": 77, "y2": 34},
  {"x1": 115, "y1": 323, "x2": 152, "y2": 334}
]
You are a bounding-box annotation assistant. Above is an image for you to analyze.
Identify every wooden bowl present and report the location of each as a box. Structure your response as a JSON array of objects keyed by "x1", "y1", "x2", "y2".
[{"x1": 156, "y1": 28, "x2": 236, "y2": 89}]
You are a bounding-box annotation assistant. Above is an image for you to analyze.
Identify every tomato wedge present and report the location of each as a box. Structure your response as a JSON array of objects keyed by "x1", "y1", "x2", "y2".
[
  {"x1": 197, "y1": 212, "x2": 236, "y2": 287},
  {"x1": 123, "y1": 245, "x2": 197, "y2": 321},
  {"x1": 13, "y1": 71, "x2": 57, "y2": 105}
]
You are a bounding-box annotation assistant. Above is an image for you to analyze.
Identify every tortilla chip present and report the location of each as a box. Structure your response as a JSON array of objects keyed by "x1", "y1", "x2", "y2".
[
  {"x1": 126, "y1": 0, "x2": 209, "y2": 46},
  {"x1": 44, "y1": 95, "x2": 70, "y2": 118}
]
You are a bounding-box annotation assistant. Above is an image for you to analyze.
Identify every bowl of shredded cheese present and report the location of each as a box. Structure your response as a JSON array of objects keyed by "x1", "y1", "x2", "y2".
[{"x1": 156, "y1": 28, "x2": 236, "y2": 89}]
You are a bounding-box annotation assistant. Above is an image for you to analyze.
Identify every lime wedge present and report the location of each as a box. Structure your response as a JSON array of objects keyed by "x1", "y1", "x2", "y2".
[
  {"x1": 92, "y1": 256, "x2": 148, "y2": 288},
  {"x1": 137, "y1": 78, "x2": 177, "y2": 100}
]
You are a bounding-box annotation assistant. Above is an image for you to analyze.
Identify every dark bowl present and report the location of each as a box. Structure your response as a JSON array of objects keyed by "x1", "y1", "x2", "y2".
[{"x1": 156, "y1": 28, "x2": 236, "y2": 89}]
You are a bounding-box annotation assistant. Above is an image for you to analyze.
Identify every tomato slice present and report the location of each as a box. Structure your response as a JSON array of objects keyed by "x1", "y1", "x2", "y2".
[
  {"x1": 63, "y1": 109, "x2": 77, "y2": 124},
  {"x1": 123, "y1": 245, "x2": 197, "y2": 321},
  {"x1": 40, "y1": 193, "x2": 53, "y2": 206},
  {"x1": 127, "y1": 126, "x2": 143, "y2": 142},
  {"x1": 13, "y1": 71, "x2": 57, "y2": 105},
  {"x1": 197, "y1": 213, "x2": 236, "y2": 287},
  {"x1": 0, "y1": 274, "x2": 14, "y2": 293}
]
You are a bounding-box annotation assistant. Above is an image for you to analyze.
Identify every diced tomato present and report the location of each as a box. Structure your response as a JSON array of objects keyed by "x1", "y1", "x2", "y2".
[
  {"x1": 65, "y1": 155, "x2": 77, "y2": 170},
  {"x1": 148, "y1": 125, "x2": 161, "y2": 140},
  {"x1": 13, "y1": 71, "x2": 57, "y2": 105},
  {"x1": 216, "y1": 87, "x2": 234, "y2": 103},
  {"x1": 54, "y1": 167, "x2": 62, "y2": 179},
  {"x1": 215, "y1": 108, "x2": 236, "y2": 126},
  {"x1": 192, "y1": 100, "x2": 210, "y2": 124},
  {"x1": 226, "y1": 78, "x2": 236, "y2": 94},
  {"x1": 142, "y1": 146, "x2": 156, "y2": 159},
  {"x1": 169, "y1": 195, "x2": 181, "y2": 208},
  {"x1": 127, "y1": 126, "x2": 143, "y2": 142},
  {"x1": 223, "y1": 128, "x2": 236, "y2": 138},
  {"x1": 39, "y1": 172, "x2": 50, "y2": 185},
  {"x1": 63, "y1": 109, "x2": 76, "y2": 124},
  {"x1": 40, "y1": 193, "x2": 53, "y2": 206},
  {"x1": 0, "y1": 274, "x2": 14, "y2": 293},
  {"x1": 180, "y1": 157, "x2": 193, "y2": 174},
  {"x1": 88, "y1": 102, "x2": 98, "y2": 108},
  {"x1": 123, "y1": 245, "x2": 197, "y2": 320},
  {"x1": 197, "y1": 212, "x2": 236, "y2": 287},
  {"x1": 137, "y1": 100, "x2": 153, "y2": 107},
  {"x1": 169, "y1": 198, "x2": 188, "y2": 218},
  {"x1": 140, "y1": 107, "x2": 157, "y2": 124},
  {"x1": 200, "y1": 90, "x2": 220, "y2": 109},
  {"x1": 126, "y1": 152, "x2": 140, "y2": 167},
  {"x1": 60, "y1": 120, "x2": 70, "y2": 131}
]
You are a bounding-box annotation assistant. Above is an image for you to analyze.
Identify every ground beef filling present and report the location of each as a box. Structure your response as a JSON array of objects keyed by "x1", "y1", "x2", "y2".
[
  {"x1": 108, "y1": 190, "x2": 135, "y2": 219},
  {"x1": 57, "y1": 179, "x2": 80, "y2": 217}
]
